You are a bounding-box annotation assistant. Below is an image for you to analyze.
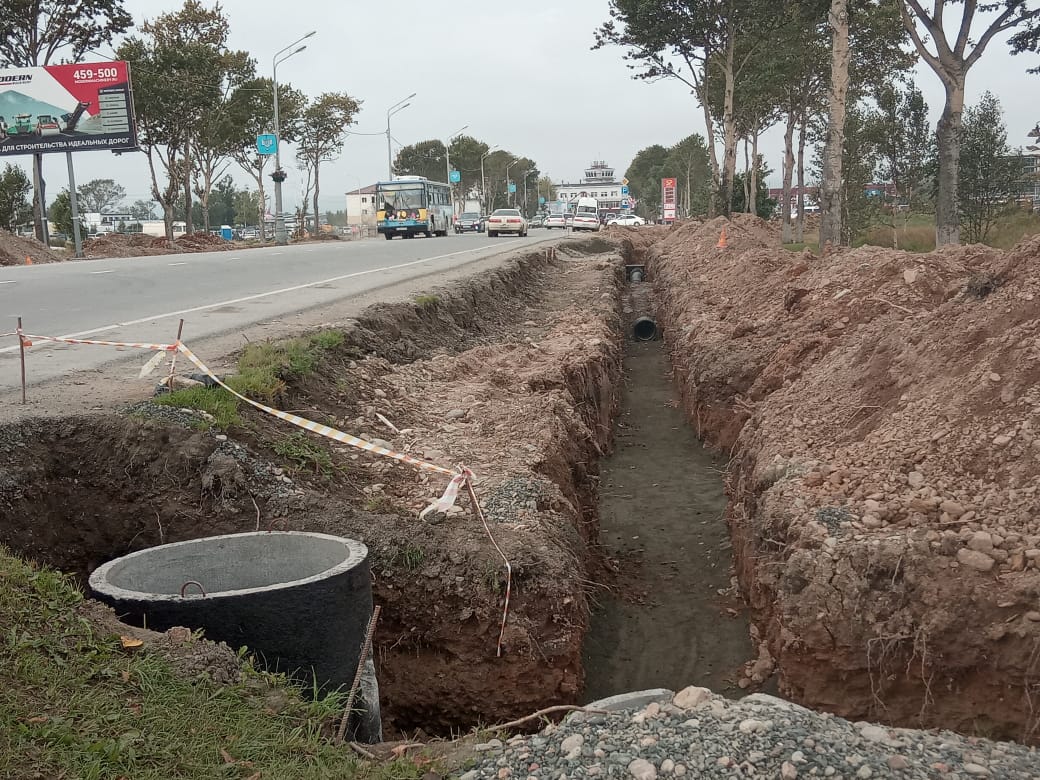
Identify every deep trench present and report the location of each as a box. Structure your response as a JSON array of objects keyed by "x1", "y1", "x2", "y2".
[{"x1": 581, "y1": 269, "x2": 753, "y2": 701}]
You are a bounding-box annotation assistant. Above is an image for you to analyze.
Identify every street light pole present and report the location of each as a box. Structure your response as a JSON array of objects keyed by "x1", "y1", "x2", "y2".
[
  {"x1": 272, "y1": 31, "x2": 315, "y2": 246},
  {"x1": 386, "y1": 93, "x2": 416, "y2": 180},
  {"x1": 505, "y1": 158, "x2": 519, "y2": 207},
  {"x1": 444, "y1": 124, "x2": 468, "y2": 215},
  {"x1": 479, "y1": 145, "x2": 498, "y2": 215}
]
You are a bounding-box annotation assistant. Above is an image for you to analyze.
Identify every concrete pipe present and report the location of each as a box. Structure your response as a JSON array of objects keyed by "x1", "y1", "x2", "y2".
[
  {"x1": 633, "y1": 317, "x2": 658, "y2": 341},
  {"x1": 630, "y1": 269, "x2": 644, "y2": 283},
  {"x1": 89, "y1": 531, "x2": 381, "y2": 742}
]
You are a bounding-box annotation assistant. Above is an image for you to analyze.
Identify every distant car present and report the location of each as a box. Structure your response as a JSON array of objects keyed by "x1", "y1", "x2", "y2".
[
  {"x1": 529, "y1": 214, "x2": 545, "y2": 228},
  {"x1": 564, "y1": 214, "x2": 574, "y2": 227},
  {"x1": 607, "y1": 214, "x2": 646, "y2": 226},
  {"x1": 454, "y1": 212, "x2": 484, "y2": 233},
  {"x1": 572, "y1": 212, "x2": 600, "y2": 232},
  {"x1": 544, "y1": 213, "x2": 567, "y2": 229},
  {"x1": 486, "y1": 208, "x2": 527, "y2": 237},
  {"x1": 35, "y1": 115, "x2": 60, "y2": 136},
  {"x1": 601, "y1": 212, "x2": 618, "y2": 225}
]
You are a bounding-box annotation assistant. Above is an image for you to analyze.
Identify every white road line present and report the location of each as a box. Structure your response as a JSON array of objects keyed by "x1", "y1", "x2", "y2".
[
  {"x1": 168, "y1": 262, "x2": 188, "y2": 266},
  {"x1": 0, "y1": 240, "x2": 524, "y2": 355},
  {"x1": 89, "y1": 270, "x2": 115, "y2": 275},
  {"x1": 0, "y1": 280, "x2": 15, "y2": 285}
]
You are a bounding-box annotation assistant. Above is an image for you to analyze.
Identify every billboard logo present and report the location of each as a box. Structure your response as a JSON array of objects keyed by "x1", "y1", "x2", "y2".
[{"x1": 0, "y1": 74, "x2": 31, "y2": 84}]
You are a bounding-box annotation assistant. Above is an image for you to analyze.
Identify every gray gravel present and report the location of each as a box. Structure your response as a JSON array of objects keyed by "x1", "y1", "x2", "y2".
[
  {"x1": 460, "y1": 687, "x2": 1040, "y2": 779},
  {"x1": 480, "y1": 476, "x2": 552, "y2": 523}
]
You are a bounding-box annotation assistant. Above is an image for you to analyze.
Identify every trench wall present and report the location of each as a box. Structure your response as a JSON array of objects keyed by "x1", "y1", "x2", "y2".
[{"x1": 620, "y1": 217, "x2": 1040, "y2": 741}]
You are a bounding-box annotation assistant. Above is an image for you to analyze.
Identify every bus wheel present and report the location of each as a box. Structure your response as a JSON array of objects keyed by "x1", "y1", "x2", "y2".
[{"x1": 383, "y1": 233, "x2": 393, "y2": 240}]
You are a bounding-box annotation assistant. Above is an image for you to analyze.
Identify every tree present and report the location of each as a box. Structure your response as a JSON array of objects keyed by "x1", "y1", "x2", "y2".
[
  {"x1": 224, "y1": 78, "x2": 306, "y2": 238},
  {"x1": 0, "y1": 164, "x2": 33, "y2": 230},
  {"x1": 900, "y1": 0, "x2": 1040, "y2": 246},
  {"x1": 295, "y1": 92, "x2": 361, "y2": 236},
  {"x1": 958, "y1": 92, "x2": 1022, "y2": 243},
  {"x1": 731, "y1": 158, "x2": 775, "y2": 218},
  {"x1": 818, "y1": 0, "x2": 852, "y2": 250},
  {"x1": 128, "y1": 199, "x2": 157, "y2": 220},
  {"x1": 393, "y1": 140, "x2": 447, "y2": 182},
  {"x1": 232, "y1": 188, "x2": 261, "y2": 226},
  {"x1": 0, "y1": 0, "x2": 133, "y2": 244},
  {"x1": 117, "y1": 1, "x2": 246, "y2": 240},
  {"x1": 666, "y1": 135, "x2": 712, "y2": 217},
  {"x1": 76, "y1": 179, "x2": 126, "y2": 213},
  {"x1": 447, "y1": 135, "x2": 492, "y2": 212},
  {"x1": 48, "y1": 190, "x2": 73, "y2": 237}
]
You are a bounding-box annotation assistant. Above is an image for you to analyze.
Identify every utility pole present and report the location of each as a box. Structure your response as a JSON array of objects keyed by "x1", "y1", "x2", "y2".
[
  {"x1": 386, "y1": 93, "x2": 416, "y2": 180},
  {"x1": 480, "y1": 146, "x2": 498, "y2": 215},
  {"x1": 444, "y1": 124, "x2": 468, "y2": 215},
  {"x1": 272, "y1": 31, "x2": 315, "y2": 246}
]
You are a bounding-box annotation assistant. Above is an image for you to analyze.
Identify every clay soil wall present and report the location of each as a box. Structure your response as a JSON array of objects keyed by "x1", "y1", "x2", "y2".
[{"x1": 614, "y1": 216, "x2": 1040, "y2": 741}]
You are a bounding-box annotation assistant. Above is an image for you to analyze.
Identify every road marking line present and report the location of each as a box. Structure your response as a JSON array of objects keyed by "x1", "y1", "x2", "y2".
[
  {"x1": 168, "y1": 262, "x2": 188, "y2": 266},
  {"x1": 0, "y1": 280, "x2": 15, "y2": 285},
  {"x1": 0, "y1": 240, "x2": 525, "y2": 355},
  {"x1": 89, "y1": 270, "x2": 115, "y2": 275}
]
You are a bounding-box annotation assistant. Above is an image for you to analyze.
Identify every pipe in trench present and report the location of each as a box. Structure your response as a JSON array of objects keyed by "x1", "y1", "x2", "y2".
[{"x1": 633, "y1": 317, "x2": 658, "y2": 341}]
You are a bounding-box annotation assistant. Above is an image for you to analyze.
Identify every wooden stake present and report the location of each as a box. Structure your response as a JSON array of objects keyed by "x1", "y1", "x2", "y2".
[
  {"x1": 17, "y1": 316, "x2": 26, "y2": 404},
  {"x1": 167, "y1": 319, "x2": 184, "y2": 390}
]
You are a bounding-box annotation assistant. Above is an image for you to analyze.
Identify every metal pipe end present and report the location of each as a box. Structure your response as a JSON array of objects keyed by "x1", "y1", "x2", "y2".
[{"x1": 633, "y1": 317, "x2": 657, "y2": 341}]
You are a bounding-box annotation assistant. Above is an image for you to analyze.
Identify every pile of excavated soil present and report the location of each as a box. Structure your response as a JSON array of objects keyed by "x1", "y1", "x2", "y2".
[
  {"x1": 633, "y1": 213, "x2": 1040, "y2": 741},
  {"x1": 83, "y1": 231, "x2": 237, "y2": 258},
  {"x1": 0, "y1": 229, "x2": 64, "y2": 265}
]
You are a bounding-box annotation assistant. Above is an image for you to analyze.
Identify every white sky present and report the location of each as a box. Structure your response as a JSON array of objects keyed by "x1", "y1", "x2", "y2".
[{"x1": 10, "y1": 0, "x2": 1040, "y2": 213}]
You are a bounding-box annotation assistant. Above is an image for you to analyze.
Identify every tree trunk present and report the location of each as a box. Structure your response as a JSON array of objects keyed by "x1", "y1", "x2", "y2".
[
  {"x1": 749, "y1": 123, "x2": 760, "y2": 217},
  {"x1": 743, "y1": 137, "x2": 751, "y2": 212},
  {"x1": 163, "y1": 202, "x2": 174, "y2": 243},
  {"x1": 32, "y1": 154, "x2": 48, "y2": 244},
  {"x1": 182, "y1": 140, "x2": 194, "y2": 234},
  {"x1": 697, "y1": 73, "x2": 722, "y2": 218},
  {"x1": 818, "y1": 0, "x2": 851, "y2": 251},
  {"x1": 201, "y1": 189, "x2": 211, "y2": 232},
  {"x1": 796, "y1": 112, "x2": 807, "y2": 244},
  {"x1": 781, "y1": 109, "x2": 796, "y2": 243},
  {"x1": 935, "y1": 78, "x2": 965, "y2": 246},
  {"x1": 721, "y1": 23, "x2": 738, "y2": 217},
  {"x1": 312, "y1": 162, "x2": 321, "y2": 236}
]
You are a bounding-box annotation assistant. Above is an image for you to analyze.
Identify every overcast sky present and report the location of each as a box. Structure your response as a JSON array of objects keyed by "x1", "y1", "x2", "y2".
[{"x1": 10, "y1": 0, "x2": 1040, "y2": 215}]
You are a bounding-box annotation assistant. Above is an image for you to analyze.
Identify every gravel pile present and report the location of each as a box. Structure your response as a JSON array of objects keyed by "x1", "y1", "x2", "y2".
[
  {"x1": 461, "y1": 687, "x2": 1040, "y2": 779},
  {"x1": 479, "y1": 476, "x2": 552, "y2": 523}
]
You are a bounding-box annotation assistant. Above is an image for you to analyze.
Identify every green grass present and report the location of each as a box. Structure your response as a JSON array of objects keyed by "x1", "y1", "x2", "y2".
[
  {"x1": 150, "y1": 330, "x2": 346, "y2": 431},
  {"x1": 413, "y1": 294, "x2": 440, "y2": 310},
  {"x1": 0, "y1": 548, "x2": 433, "y2": 779},
  {"x1": 273, "y1": 432, "x2": 335, "y2": 476}
]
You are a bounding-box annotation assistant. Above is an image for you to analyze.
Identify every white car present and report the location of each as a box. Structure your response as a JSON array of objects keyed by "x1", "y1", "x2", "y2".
[
  {"x1": 571, "y1": 212, "x2": 600, "y2": 231},
  {"x1": 607, "y1": 214, "x2": 645, "y2": 226},
  {"x1": 544, "y1": 213, "x2": 567, "y2": 229},
  {"x1": 486, "y1": 208, "x2": 527, "y2": 237}
]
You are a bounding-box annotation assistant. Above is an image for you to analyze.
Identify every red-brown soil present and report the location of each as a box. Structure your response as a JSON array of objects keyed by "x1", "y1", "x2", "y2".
[
  {"x1": 82, "y1": 231, "x2": 237, "y2": 257},
  {"x1": 0, "y1": 229, "x2": 65, "y2": 265},
  {"x1": 612, "y1": 215, "x2": 1040, "y2": 741}
]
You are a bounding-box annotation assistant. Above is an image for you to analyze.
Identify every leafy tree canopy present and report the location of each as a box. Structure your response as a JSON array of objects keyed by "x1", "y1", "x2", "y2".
[{"x1": 0, "y1": 0, "x2": 132, "y2": 66}]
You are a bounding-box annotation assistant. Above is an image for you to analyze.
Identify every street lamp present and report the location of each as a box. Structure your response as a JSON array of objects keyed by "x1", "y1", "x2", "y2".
[
  {"x1": 480, "y1": 145, "x2": 498, "y2": 214},
  {"x1": 505, "y1": 157, "x2": 520, "y2": 206},
  {"x1": 444, "y1": 124, "x2": 468, "y2": 214},
  {"x1": 386, "y1": 93, "x2": 416, "y2": 180},
  {"x1": 272, "y1": 30, "x2": 315, "y2": 246}
]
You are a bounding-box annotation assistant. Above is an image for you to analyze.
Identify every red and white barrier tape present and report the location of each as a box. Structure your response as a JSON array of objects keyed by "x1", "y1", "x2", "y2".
[{"x1": 19, "y1": 332, "x2": 177, "y2": 351}]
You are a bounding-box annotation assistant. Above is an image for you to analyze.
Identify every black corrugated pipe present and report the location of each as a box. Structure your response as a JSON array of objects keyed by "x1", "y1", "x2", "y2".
[{"x1": 633, "y1": 317, "x2": 657, "y2": 341}]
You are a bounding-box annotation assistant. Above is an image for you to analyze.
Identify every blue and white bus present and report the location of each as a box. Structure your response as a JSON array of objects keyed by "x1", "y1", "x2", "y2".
[{"x1": 376, "y1": 176, "x2": 452, "y2": 240}]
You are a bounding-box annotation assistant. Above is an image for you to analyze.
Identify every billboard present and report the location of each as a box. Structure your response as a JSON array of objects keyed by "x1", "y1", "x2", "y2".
[
  {"x1": 0, "y1": 62, "x2": 137, "y2": 157},
  {"x1": 661, "y1": 177, "x2": 677, "y2": 221}
]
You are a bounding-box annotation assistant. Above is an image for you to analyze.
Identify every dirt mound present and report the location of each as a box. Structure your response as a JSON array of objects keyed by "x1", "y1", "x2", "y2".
[
  {"x1": 0, "y1": 229, "x2": 64, "y2": 265},
  {"x1": 83, "y1": 231, "x2": 236, "y2": 258},
  {"x1": 635, "y1": 213, "x2": 1040, "y2": 740}
]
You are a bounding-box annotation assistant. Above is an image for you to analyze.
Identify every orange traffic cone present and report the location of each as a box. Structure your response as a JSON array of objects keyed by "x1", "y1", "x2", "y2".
[
  {"x1": 717, "y1": 226, "x2": 728, "y2": 249},
  {"x1": 24, "y1": 255, "x2": 33, "y2": 265}
]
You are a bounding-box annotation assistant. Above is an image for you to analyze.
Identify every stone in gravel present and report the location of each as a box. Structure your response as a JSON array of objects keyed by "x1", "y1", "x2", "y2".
[
  {"x1": 781, "y1": 761, "x2": 798, "y2": 779},
  {"x1": 963, "y1": 764, "x2": 991, "y2": 776},
  {"x1": 628, "y1": 758, "x2": 657, "y2": 780},
  {"x1": 887, "y1": 755, "x2": 909, "y2": 770},
  {"x1": 673, "y1": 686, "x2": 712, "y2": 710},
  {"x1": 958, "y1": 547, "x2": 996, "y2": 572},
  {"x1": 738, "y1": 718, "x2": 769, "y2": 734},
  {"x1": 968, "y1": 531, "x2": 994, "y2": 553},
  {"x1": 460, "y1": 772, "x2": 478, "y2": 780},
  {"x1": 660, "y1": 759, "x2": 675, "y2": 774},
  {"x1": 496, "y1": 769, "x2": 511, "y2": 779},
  {"x1": 856, "y1": 766, "x2": 873, "y2": 779},
  {"x1": 560, "y1": 734, "x2": 583, "y2": 758},
  {"x1": 644, "y1": 702, "x2": 661, "y2": 718},
  {"x1": 673, "y1": 765, "x2": 686, "y2": 777},
  {"x1": 444, "y1": 409, "x2": 467, "y2": 420},
  {"x1": 584, "y1": 688, "x2": 674, "y2": 714},
  {"x1": 993, "y1": 434, "x2": 1012, "y2": 447},
  {"x1": 940, "y1": 500, "x2": 965, "y2": 518},
  {"x1": 907, "y1": 471, "x2": 925, "y2": 488},
  {"x1": 1026, "y1": 611, "x2": 1040, "y2": 622},
  {"x1": 858, "y1": 724, "x2": 892, "y2": 743}
]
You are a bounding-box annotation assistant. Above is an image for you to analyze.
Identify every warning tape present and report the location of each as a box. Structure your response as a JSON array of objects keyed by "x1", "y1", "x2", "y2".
[{"x1": 19, "y1": 333, "x2": 178, "y2": 351}]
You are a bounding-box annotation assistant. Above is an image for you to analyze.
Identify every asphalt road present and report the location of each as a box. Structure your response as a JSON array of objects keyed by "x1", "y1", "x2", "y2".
[{"x1": 0, "y1": 232, "x2": 554, "y2": 391}]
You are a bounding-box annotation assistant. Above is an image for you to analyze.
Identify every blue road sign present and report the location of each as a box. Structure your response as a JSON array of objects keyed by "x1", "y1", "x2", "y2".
[
  {"x1": 621, "y1": 200, "x2": 630, "y2": 209},
  {"x1": 508, "y1": 182, "x2": 517, "y2": 194},
  {"x1": 538, "y1": 196, "x2": 545, "y2": 204},
  {"x1": 256, "y1": 133, "x2": 277, "y2": 155},
  {"x1": 621, "y1": 185, "x2": 629, "y2": 195},
  {"x1": 449, "y1": 169, "x2": 461, "y2": 183}
]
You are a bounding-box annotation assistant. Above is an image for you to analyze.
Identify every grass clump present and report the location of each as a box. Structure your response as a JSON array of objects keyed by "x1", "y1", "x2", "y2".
[
  {"x1": 273, "y1": 432, "x2": 335, "y2": 476},
  {"x1": 150, "y1": 330, "x2": 346, "y2": 431},
  {"x1": 0, "y1": 547, "x2": 435, "y2": 779},
  {"x1": 414, "y1": 294, "x2": 439, "y2": 310}
]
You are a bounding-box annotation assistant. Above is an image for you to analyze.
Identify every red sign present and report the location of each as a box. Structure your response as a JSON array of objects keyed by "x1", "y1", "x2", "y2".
[
  {"x1": 0, "y1": 62, "x2": 137, "y2": 156},
  {"x1": 661, "y1": 177, "x2": 677, "y2": 221}
]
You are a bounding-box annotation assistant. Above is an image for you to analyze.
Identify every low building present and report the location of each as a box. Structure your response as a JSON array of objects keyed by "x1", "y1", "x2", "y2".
[
  {"x1": 1014, "y1": 151, "x2": 1040, "y2": 209},
  {"x1": 555, "y1": 161, "x2": 627, "y2": 214},
  {"x1": 346, "y1": 184, "x2": 379, "y2": 227}
]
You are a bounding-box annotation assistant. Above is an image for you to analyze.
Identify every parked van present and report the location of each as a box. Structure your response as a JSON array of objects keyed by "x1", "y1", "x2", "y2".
[{"x1": 572, "y1": 197, "x2": 600, "y2": 232}]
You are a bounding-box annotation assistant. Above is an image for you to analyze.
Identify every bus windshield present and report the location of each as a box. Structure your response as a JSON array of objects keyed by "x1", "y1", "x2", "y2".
[{"x1": 376, "y1": 183, "x2": 426, "y2": 213}]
